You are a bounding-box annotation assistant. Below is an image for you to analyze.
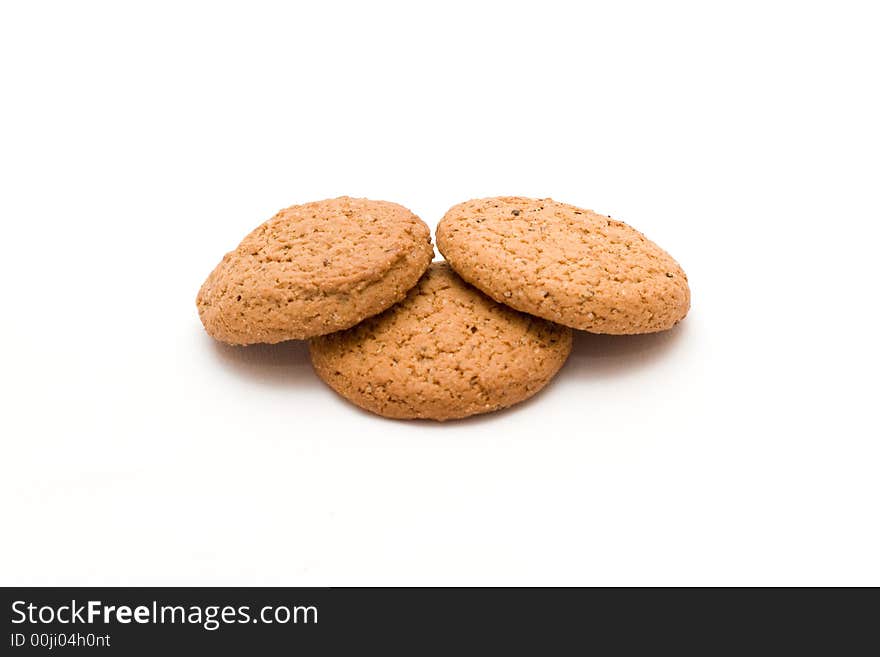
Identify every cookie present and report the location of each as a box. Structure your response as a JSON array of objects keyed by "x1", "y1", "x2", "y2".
[
  {"x1": 309, "y1": 262, "x2": 572, "y2": 421},
  {"x1": 197, "y1": 197, "x2": 433, "y2": 344},
  {"x1": 436, "y1": 197, "x2": 690, "y2": 334}
]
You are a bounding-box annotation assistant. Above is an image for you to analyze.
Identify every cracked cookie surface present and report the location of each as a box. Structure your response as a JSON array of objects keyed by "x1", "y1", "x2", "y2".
[
  {"x1": 197, "y1": 197, "x2": 433, "y2": 344},
  {"x1": 309, "y1": 262, "x2": 572, "y2": 421},
  {"x1": 436, "y1": 197, "x2": 690, "y2": 334}
]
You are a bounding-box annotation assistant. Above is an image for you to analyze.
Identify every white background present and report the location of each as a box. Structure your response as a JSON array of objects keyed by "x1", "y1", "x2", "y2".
[{"x1": 2, "y1": 1, "x2": 878, "y2": 586}]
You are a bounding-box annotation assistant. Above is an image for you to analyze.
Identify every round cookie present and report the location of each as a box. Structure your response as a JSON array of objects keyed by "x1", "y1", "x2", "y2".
[
  {"x1": 436, "y1": 197, "x2": 690, "y2": 334},
  {"x1": 197, "y1": 197, "x2": 433, "y2": 344},
  {"x1": 309, "y1": 262, "x2": 572, "y2": 421}
]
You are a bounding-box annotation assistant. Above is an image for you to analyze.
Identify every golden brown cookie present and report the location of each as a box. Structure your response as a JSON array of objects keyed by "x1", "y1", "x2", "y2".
[
  {"x1": 309, "y1": 263, "x2": 572, "y2": 421},
  {"x1": 197, "y1": 197, "x2": 433, "y2": 344},
  {"x1": 436, "y1": 197, "x2": 690, "y2": 334}
]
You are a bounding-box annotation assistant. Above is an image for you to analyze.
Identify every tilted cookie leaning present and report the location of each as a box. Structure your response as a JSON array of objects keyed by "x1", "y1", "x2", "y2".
[
  {"x1": 309, "y1": 263, "x2": 573, "y2": 421},
  {"x1": 436, "y1": 197, "x2": 690, "y2": 334},
  {"x1": 197, "y1": 197, "x2": 433, "y2": 344}
]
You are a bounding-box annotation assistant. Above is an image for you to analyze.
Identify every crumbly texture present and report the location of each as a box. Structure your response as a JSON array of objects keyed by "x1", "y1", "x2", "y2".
[
  {"x1": 309, "y1": 263, "x2": 572, "y2": 421},
  {"x1": 436, "y1": 197, "x2": 690, "y2": 334},
  {"x1": 197, "y1": 197, "x2": 433, "y2": 344}
]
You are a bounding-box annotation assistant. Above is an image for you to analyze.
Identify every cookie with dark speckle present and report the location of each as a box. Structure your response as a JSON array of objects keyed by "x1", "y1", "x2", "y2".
[
  {"x1": 436, "y1": 197, "x2": 690, "y2": 334},
  {"x1": 197, "y1": 197, "x2": 433, "y2": 344},
  {"x1": 309, "y1": 263, "x2": 572, "y2": 421}
]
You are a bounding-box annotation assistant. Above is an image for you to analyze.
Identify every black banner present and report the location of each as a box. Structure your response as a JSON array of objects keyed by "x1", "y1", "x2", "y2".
[{"x1": 1, "y1": 587, "x2": 874, "y2": 653}]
